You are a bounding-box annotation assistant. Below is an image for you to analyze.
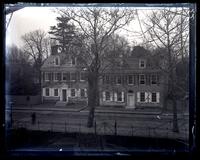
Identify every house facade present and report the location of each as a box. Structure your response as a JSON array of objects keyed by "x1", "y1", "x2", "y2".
[{"x1": 41, "y1": 47, "x2": 165, "y2": 109}]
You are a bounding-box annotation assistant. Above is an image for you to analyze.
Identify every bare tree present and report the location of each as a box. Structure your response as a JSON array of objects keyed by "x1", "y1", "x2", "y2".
[
  {"x1": 22, "y1": 29, "x2": 50, "y2": 90},
  {"x1": 58, "y1": 7, "x2": 135, "y2": 127},
  {"x1": 137, "y1": 8, "x2": 189, "y2": 132}
]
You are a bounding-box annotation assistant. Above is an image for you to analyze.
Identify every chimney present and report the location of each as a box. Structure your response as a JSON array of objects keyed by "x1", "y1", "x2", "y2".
[{"x1": 51, "y1": 45, "x2": 58, "y2": 55}]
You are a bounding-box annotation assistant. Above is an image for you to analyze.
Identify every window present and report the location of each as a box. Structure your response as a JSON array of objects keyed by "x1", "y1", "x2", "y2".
[
  {"x1": 80, "y1": 72, "x2": 86, "y2": 81},
  {"x1": 152, "y1": 93, "x2": 157, "y2": 102},
  {"x1": 80, "y1": 89, "x2": 85, "y2": 98},
  {"x1": 54, "y1": 89, "x2": 58, "y2": 96},
  {"x1": 117, "y1": 92, "x2": 122, "y2": 102},
  {"x1": 71, "y1": 57, "x2": 76, "y2": 65},
  {"x1": 45, "y1": 88, "x2": 49, "y2": 96},
  {"x1": 54, "y1": 73, "x2": 60, "y2": 81},
  {"x1": 128, "y1": 75, "x2": 133, "y2": 85},
  {"x1": 55, "y1": 57, "x2": 59, "y2": 65},
  {"x1": 151, "y1": 75, "x2": 157, "y2": 84},
  {"x1": 140, "y1": 92, "x2": 145, "y2": 102},
  {"x1": 139, "y1": 59, "x2": 146, "y2": 68},
  {"x1": 105, "y1": 91, "x2": 110, "y2": 101},
  {"x1": 62, "y1": 73, "x2": 67, "y2": 81},
  {"x1": 139, "y1": 74, "x2": 145, "y2": 84},
  {"x1": 45, "y1": 73, "x2": 51, "y2": 81},
  {"x1": 116, "y1": 76, "x2": 122, "y2": 85},
  {"x1": 71, "y1": 89, "x2": 75, "y2": 97},
  {"x1": 71, "y1": 73, "x2": 76, "y2": 81},
  {"x1": 106, "y1": 75, "x2": 109, "y2": 84}
]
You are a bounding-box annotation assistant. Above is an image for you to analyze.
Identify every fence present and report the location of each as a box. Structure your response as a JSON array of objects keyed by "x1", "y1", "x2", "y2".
[
  {"x1": 6, "y1": 95, "x2": 41, "y2": 105},
  {"x1": 11, "y1": 118, "x2": 189, "y2": 141}
]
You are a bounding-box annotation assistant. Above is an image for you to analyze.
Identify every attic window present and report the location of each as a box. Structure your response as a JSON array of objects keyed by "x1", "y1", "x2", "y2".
[
  {"x1": 139, "y1": 59, "x2": 146, "y2": 68},
  {"x1": 71, "y1": 57, "x2": 76, "y2": 65},
  {"x1": 55, "y1": 57, "x2": 59, "y2": 65}
]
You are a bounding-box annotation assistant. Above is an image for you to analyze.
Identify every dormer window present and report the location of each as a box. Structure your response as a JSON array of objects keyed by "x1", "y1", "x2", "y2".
[
  {"x1": 71, "y1": 57, "x2": 76, "y2": 66},
  {"x1": 55, "y1": 57, "x2": 59, "y2": 66},
  {"x1": 139, "y1": 59, "x2": 146, "y2": 69}
]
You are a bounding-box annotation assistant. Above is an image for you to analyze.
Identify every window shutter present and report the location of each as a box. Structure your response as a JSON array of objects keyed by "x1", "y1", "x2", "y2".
[
  {"x1": 149, "y1": 92, "x2": 152, "y2": 103},
  {"x1": 66, "y1": 72, "x2": 70, "y2": 81},
  {"x1": 102, "y1": 91, "x2": 106, "y2": 101},
  {"x1": 67, "y1": 89, "x2": 71, "y2": 97},
  {"x1": 137, "y1": 92, "x2": 140, "y2": 102},
  {"x1": 76, "y1": 89, "x2": 79, "y2": 97},
  {"x1": 110, "y1": 92, "x2": 113, "y2": 101},
  {"x1": 145, "y1": 92, "x2": 148, "y2": 103},
  {"x1": 122, "y1": 92, "x2": 124, "y2": 102},
  {"x1": 156, "y1": 92, "x2": 160, "y2": 103},
  {"x1": 114, "y1": 92, "x2": 117, "y2": 101},
  {"x1": 84, "y1": 89, "x2": 87, "y2": 97},
  {"x1": 133, "y1": 75, "x2": 136, "y2": 85},
  {"x1": 75, "y1": 89, "x2": 78, "y2": 97},
  {"x1": 43, "y1": 88, "x2": 45, "y2": 96}
]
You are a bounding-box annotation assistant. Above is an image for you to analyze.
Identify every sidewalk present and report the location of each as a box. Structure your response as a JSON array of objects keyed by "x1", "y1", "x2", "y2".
[{"x1": 11, "y1": 103, "x2": 189, "y2": 117}]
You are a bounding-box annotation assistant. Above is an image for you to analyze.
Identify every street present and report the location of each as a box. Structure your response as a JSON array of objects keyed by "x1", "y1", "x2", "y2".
[{"x1": 9, "y1": 104, "x2": 189, "y2": 141}]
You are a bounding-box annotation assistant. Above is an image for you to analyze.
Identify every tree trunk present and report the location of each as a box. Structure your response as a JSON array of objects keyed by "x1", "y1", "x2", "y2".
[
  {"x1": 172, "y1": 98, "x2": 179, "y2": 132},
  {"x1": 87, "y1": 72, "x2": 98, "y2": 128}
]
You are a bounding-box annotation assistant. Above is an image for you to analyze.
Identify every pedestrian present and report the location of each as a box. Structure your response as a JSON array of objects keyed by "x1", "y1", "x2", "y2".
[{"x1": 31, "y1": 112, "x2": 36, "y2": 125}]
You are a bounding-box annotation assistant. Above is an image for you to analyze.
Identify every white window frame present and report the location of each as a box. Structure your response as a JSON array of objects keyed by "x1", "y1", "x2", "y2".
[
  {"x1": 71, "y1": 88, "x2": 76, "y2": 97},
  {"x1": 139, "y1": 59, "x2": 146, "y2": 69},
  {"x1": 54, "y1": 88, "x2": 59, "y2": 97},
  {"x1": 55, "y1": 57, "x2": 60, "y2": 66},
  {"x1": 151, "y1": 74, "x2": 157, "y2": 85},
  {"x1": 45, "y1": 88, "x2": 50, "y2": 97},
  {"x1": 151, "y1": 92, "x2": 160, "y2": 103},
  {"x1": 140, "y1": 92, "x2": 145, "y2": 103},
  {"x1": 70, "y1": 72, "x2": 76, "y2": 81},
  {"x1": 45, "y1": 72, "x2": 51, "y2": 82},
  {"x1": 116, "y1": 75, "x2": 122, "y2": 85},
  {"x1": 80, "y1": 72, "x2": 86, "y2": 82},
  {"x1": 62, "y1": 73, "x2": 67, "y2": 81},
  {"x1": 139, "y1": 74, "x2": 145, "y2": 85},
  {"x1": 71, "y1": 57, "x2": 76, "y2": 66},
  {"x1": 105, "y1": 91, "x2": 111, "y2": 101},
  {"x1": 80, "y1": 88, "x2": 86, "y2": 98},
  {"x1": 54, "y1": 72, "x2": 59, "y2": 81},
  {"x1": 116, "y1": 92, "x2": 124, "y2": 102},
  {"x1": 128, "y1": 75, "x2": 134, "y2": 85}
]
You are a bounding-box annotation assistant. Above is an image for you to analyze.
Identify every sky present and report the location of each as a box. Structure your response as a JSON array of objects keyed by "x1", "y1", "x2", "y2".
[
  {"x1": 6, "y1": 6, "x2": 187, "y2": 49},
  {"x1": 6, "y1": 7, "x2": 150, "y2": 48}
]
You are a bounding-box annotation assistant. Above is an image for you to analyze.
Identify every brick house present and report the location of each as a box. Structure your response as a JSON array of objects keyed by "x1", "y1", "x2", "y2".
[{"x1": 41, "y1": 46, "x2": 165, "y2": 109}]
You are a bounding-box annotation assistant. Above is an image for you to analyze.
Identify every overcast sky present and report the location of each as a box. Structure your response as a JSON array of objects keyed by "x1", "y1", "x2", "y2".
[
  {"x1": 6, "y1": 6, "x2": 185, "y2": 48},
  {"x1": 6, "y1": 7, "x2": 153, "y2": 48}
]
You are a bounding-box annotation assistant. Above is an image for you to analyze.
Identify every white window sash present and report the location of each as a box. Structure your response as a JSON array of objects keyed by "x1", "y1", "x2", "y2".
[
  {"x1": 156, "y1": 92, "x2": 160, "y2": 103},
  {"x1": 137, "y1": 92, "x2": 140, "y2": 102},
  {"x1": 102, "y1": 91, "x2": 106, "y2": 101}
]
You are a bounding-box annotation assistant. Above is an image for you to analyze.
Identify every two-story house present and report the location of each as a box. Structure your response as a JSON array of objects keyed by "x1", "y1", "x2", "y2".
[{"x1": 41, "y1": 46, "x2": 165, "y2": 109}]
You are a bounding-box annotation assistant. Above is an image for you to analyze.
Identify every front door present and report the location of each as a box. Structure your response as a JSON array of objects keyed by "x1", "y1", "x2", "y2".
[
  {"x1": 62, "y1": 89, "x2": 67, "y2": 101},
  {"x1": 127, "y1": 94, "x2": 135, "y2": 109}
]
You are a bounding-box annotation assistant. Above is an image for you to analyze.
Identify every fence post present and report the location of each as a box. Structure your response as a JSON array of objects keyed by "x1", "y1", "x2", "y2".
[
  {"x1": 38, "y1": 121, "x2": 40, "y2": 131},
  {"x1": 104, "y1": 122, "x2": 105, "y2": 135},
  {"x1": 51, "y1": 122, "x2": 53, "y2": 132},
  {"x1": 132, "y1": 125, "x2": 134, "y2": 137},
  {"x1": 65, "y1": 121, "x2": 66, "y2": 133},
  {"x1": 114, "y1": 120, "x2": 117, "y2": 136},
  {"x1": 94, "y1": 120, "x2": 97, "y2": 136}
]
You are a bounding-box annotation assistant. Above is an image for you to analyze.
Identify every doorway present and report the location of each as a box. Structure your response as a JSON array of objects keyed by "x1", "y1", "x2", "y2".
[
  {"x1": 127, "y1": 93, "x2": 135, "y2": 109},
  {"x1": 62, "y1": 89, "x2": 67, "y2": 102}
]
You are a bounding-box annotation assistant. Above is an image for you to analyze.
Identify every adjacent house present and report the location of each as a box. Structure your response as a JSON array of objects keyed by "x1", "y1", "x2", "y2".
[{"x1": 41, "y1": 46, "x2": 165, "y2": 109}]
